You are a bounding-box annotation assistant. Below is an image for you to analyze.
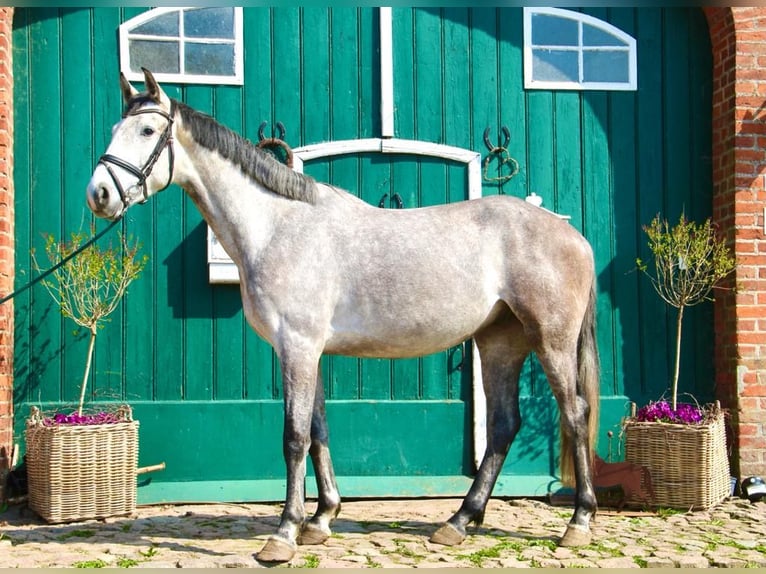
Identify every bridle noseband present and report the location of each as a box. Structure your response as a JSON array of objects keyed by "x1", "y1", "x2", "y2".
[{"x1": 98, "y1": 100, "x2": 176, "y2": 207}]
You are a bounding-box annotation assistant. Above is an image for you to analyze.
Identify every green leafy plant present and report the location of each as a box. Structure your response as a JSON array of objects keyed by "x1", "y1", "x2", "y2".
[
  {"x1": 139, "y1": 546, "x2": 159, "y2": 558},
  {"x1": 33, "y1": 229, "x2": 148, "y2": 416},
  {"x1": 116, "y1": 557, "x2": 139, "y2": 568},
  {"x1": 73, "y1": 559, "x2": 107, "y2": 568},
  {"x1": 636, "y1": 213, "x2": 735, "y2": 411}
]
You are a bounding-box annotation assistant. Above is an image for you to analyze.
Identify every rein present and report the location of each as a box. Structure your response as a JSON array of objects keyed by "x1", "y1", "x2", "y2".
[
  {"x1": 98, "y1": 100, "x2": 176, "y2": 207},
  {"x1": 1, "y1": 101, "x2": 172, "y2": 306},
  {"x1": 0, "y1": 218, "x2": 122, "y2": 306}
]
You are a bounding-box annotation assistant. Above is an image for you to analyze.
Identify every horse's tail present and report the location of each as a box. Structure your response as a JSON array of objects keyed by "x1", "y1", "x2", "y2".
[{"x1": 559, "y1": 277, "x2": 600, "y2": 487}]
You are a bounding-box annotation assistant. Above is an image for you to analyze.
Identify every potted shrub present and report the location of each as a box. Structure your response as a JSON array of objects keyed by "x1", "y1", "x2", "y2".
[
  {"x1": 623, "y1": 213, "x2": 736, "y2": 510},
  {"x1": 24, "y1": 228, "x2": 148, "y2": 523}
]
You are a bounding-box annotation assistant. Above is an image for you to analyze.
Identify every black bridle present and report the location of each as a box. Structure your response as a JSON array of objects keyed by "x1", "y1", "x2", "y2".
[{"x1": 98, "y1": 100, "x2": 176, "y2": 207}]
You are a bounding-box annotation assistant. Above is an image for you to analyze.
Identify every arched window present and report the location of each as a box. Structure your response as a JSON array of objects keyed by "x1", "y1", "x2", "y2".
[
  {"x1": 119, "y1": 7, "x2": 243, "y2": 86},
  {"x1": 523, "y1": 7, "x2": 637, "y2": 91}
]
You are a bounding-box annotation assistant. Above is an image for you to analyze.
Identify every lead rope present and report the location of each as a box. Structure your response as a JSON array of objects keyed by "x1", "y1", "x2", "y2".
[{"x1": 0, "y1": 218, "x2": 122, "y2": 306}]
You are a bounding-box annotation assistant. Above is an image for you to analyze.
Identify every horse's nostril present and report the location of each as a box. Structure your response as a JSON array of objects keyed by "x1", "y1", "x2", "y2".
[{"x1": 99, "y1": 185, "x2": 109, "y2": 203}]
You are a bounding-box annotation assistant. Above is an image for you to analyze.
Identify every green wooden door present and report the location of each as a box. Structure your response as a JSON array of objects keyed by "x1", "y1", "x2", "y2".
[{"x1": 13, "y1": 7, "x2": 713, "y2": 501}]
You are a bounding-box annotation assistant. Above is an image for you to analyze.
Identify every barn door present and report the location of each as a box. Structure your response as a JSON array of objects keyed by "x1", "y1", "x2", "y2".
[{"x1": 13, "y1": 7, "x2": 713, "y2": 501}]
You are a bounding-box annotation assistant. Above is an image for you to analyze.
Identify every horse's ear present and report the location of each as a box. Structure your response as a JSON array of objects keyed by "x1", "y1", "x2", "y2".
[
  {"x1": 119, "y1": 72, "x2": 138, "y2": 105},
  {"x1": 141, "y1": 67, "x2": 163, "y2": 104}
]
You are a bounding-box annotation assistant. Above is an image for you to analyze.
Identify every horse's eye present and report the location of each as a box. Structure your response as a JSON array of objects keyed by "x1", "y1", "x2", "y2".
[{"x1": 142, "y1": 126, "x2": 155, "y2": 137}]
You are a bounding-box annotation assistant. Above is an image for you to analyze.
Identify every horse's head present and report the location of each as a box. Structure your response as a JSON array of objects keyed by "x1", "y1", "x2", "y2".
[{"x1": 87, "y1": 68, "x2": 176, "y2": 221}]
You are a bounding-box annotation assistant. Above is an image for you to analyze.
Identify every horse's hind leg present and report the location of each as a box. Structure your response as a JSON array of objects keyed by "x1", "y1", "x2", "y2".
[
  {"x1": 299, "y1": 366, "x2": 341, "y2": 545},
  {"x1": 432, "y1": 321, "x2": 528, "y2": 546},
  {"x1": 537, "y1": 345, "x2": 597, "y2": 547}
]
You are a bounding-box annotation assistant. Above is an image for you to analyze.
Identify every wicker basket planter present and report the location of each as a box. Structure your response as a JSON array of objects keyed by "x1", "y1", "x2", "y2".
[
  {"x1": 25, "y1": 405, "x2": 139, "y2": 523},
  {"x1": 623, "y1": 403, "x2": 730, "y2": 510}
]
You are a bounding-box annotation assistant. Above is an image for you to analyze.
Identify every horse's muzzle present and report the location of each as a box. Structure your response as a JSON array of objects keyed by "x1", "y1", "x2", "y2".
[{"x1": 86, "y1": 176, "x2": 124, "y2": 222}]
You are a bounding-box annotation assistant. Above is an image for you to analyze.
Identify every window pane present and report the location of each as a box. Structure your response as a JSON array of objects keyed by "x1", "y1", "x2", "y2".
[
  {"x1": 531, "y1": 13, "x2": 578, "y2": 47},
  {"x1": 532, "y1": 49, "x2": 578, "y2": 82},
  {"x1": 583, "y1": 24, "x2": 626, "y2": 47},
  {"x1": 130, "y1": 11, "x2": 179, "y2": 37},
  {"x1": 184, "y1": 8, "x2": 234, "y2": 39},
  {"x1": 129, "y1": 40, "x2": 180, "y2": 74},
  {"x1": 583, "y1": 50, "x2": 629, "y2": 83},
  {"x1": 185, "y1": 42, "x2": 235, "y2": 75}
]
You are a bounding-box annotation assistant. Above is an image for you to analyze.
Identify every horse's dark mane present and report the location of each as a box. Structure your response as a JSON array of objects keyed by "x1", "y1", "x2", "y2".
[{"x1": 129, "y1": 95, "x2": 317, "y2": 204}]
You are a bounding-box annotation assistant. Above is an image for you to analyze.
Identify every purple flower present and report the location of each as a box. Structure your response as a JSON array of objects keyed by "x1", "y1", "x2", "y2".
[
  {"x1": 635, "y1": 400, "x2": 704, "y2": 424},
  {"x1": 42, "y1": 411, "x2": 121, "y2": 426}
]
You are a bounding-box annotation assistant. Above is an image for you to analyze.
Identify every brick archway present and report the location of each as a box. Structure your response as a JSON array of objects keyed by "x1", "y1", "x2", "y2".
[
  {"x1": 705, "y1": 6, "x2": 766, "y2": 479},
  {"x1": 0, "y1": 6, "x2": 13, "y2": 498}
]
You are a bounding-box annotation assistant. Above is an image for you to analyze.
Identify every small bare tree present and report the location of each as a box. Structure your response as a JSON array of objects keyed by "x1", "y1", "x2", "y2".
[
  {"x1": 33, "y1": 229, "x2": 148, "y2": 415},
  {"x1": 636, "y1": 213, "x2": 736, "y2": 411}
]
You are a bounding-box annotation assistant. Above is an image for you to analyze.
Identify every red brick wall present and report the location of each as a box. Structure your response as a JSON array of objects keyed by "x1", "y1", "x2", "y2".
[
  {"x1": 705, "y1": 7, "x2": 766, "y2": 479},
  {"x1": 0, "y1": 6, "x2": 13, "y2": 496}
]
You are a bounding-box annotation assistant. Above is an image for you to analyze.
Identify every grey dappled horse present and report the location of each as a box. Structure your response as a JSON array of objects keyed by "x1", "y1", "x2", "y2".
[{"x1": 87, "y1": 69, "x2": 601, "y2": 563}]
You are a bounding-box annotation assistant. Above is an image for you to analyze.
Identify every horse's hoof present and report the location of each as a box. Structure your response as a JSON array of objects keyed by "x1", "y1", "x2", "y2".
[
  {"x1": 558, "y1": 524, "x2": 592, "y2": 547},
  {"x1": 257, "y1": 536, "x2": 297, "y2": 563},
  {"x1": 298, "y1": 522, "x2": 331, "y2": 545},
  {"x1": 430, "y1": 522, "x2": 466, "y2": 546}
]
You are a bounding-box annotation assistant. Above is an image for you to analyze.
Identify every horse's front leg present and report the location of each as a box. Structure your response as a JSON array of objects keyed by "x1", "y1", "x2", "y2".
[
  {"x1": 299, "y1": 364, "x2": 341, "y2": 545},
  {"x1": 257, "y1": 356, "x2": 318, "y2": 563}
]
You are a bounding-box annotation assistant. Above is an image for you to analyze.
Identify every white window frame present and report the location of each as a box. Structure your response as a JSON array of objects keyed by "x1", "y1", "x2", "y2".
[
  {"x1": 119, "y1": 7, "x2": 244, "y2": 86},
  {"x1": 523, "y1": 7, "x2": 637, "y2": 91}
]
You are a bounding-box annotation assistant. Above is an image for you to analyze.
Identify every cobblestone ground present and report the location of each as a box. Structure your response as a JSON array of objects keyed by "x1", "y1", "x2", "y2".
[{"x1": 2, "y1": 496, "x2": 766, "y2": 568}]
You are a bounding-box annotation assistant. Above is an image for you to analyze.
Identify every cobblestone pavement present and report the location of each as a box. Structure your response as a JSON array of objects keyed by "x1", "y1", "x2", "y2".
[{"x1": 2, "y1": 496, "x2": 766, "y2": 568}]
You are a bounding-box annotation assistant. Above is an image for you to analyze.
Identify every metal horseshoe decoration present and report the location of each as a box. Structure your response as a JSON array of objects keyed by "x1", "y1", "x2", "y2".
[
  {"x1": 257, "y1": 121, "x2": 294, "y2": 168},
  {"x1": 482, "y1": 126, "x2": 519, "y2": 189},
  {"x1": 378, "y1": 192, "x2": 405, "y2": 209}
]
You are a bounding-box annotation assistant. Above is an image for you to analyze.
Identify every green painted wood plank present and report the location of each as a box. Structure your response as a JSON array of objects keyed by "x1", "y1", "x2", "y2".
[
  {"x1": 324, "y1": 153, "x2": 361, "y2": 400},
  {"x1": 62, "y1": 10, "x2": 125, "y2": 406},
  {"x1": 12, "y1": 10, "x2": 33, "y2": 405},
  {"x1": 414, "y1": 8, "x2": 444, "y2": 144},
  {"x1": 606, "y1": 9, "x2": 638, "y2": 400},
  {"x1": 661, "y1": 8, "x2": 697, "y2": 400},
  {"x1": 392, "y1": 8, "x2": 414, "y2": 140},
  {"x1": 497, "y1": 7, "x2": 528, "y2": 198},
  {"x1": 635, "y1": 8, "x2": 671, "y2": 403},
  {"x1": 387, "y1": 156, "x2": 421, "y2": 402},
  {"x1": 662, "y1": 9, "x2": 692, "y2": 221},
  {"x1": 245, "y1": 332, "x2": 279, "y2": 401},
  {"x1": 151, "y1": 184, "x2": 186, "y2": 402},
  {"x1": 242, "y1": 7, "x2": 272, "y2": 144},
  {"x1": 301, "y1": 8, "x2": 330, "y2": 144},
  {"x1": 357, "y1": 155, "x2": 394, "y2": 401},
  {"x1": 180, "y1": 87, "x2": 214, "y2": 402},
  {"x1": 553, "y1": 92, "x2": 584, "y2": 229},
  {"x1": 211, "y1": 86, "x2": 245, "y2": 402},
  {"x1": 271, "y1": 8, "x2": 302, "y2": 143},
  {"x1": 29, "y1": 10, "x2": 65, "y2": 404},
  {"x1": 687, "y1": 10, "x2": 715, "y2": 399},
  {"x1": 470, "y1": 8, "x2": 500, "y2": 197},
  {"x1": 443, "y1": 8, "x2": 471, "y2": 150},
  {"x1": 323, "y1": 400, "x2": 469, "y2": 476},
  {"x1": 131, "y1": 400, "x2": 286, "y2": 481},
  {"x1": 138, "y1": 479, "x2": 286, "y2": 505},
  {"x1": 330, "y1": 8, "x2": 360, "y2": 141},
  {"x1": 582, "y1": 90, "x2": 616, "y2": 397},
  {"x1": 359, "y1": 8, "x2": 379, "y2": 138},
  {"x1": 94, "y1": 9, "x2": 156, "y2": 404},
  {"x1": 526, "y1": 92, "x2": 554, "y2": 208},
  {"x1": 239, "y1": 9, "x2": 279, "y2": 403}
]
